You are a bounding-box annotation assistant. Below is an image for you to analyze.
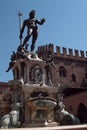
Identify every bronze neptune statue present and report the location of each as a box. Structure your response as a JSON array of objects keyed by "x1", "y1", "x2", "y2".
[{"x1": 20, "y1": 10, "x2": 45, "y2": 52}]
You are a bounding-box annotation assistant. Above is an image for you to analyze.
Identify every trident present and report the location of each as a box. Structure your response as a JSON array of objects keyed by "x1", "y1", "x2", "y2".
[{"x1": 18, "y1": 11, "x2": 22, "y2": 45}]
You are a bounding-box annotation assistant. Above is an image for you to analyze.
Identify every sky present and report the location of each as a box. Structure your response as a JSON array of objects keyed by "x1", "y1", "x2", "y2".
[{"x1": 0, "y1": 0, "x2": 87, "y2": 82}]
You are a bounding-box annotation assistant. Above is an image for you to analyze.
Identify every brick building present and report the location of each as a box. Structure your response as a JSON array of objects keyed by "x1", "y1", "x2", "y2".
[
  {"x1": 37, "y1": 44, "x2": 87, "y2": 123},
  {"x1": 37, "y1": 44, "x2": 87, "y2": 88}
]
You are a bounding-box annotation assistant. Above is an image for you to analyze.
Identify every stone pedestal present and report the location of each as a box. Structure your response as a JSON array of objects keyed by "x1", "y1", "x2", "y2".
[{"x1": 8, "y1": 52, "x2": 59, "y2": 127}]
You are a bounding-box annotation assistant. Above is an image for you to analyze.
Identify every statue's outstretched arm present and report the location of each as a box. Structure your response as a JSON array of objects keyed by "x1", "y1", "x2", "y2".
[{"x1": 36, "y1": 18, "x2": 45, "y2": 25}]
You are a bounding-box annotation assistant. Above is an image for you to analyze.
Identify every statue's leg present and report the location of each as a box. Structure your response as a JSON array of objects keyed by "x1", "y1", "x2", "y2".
[
  {"x1": 31, "y1": 31, "x2": 38, "y2": 52},
  {"x1": 30, "y1": 42, "x2": 35, "y2": 52},
  {"x1": 22, "y1": 35, "x2": 31, "y2": 47},
  {"x1": 22, "y1": 29, "x2": 33, "y2": 47}
]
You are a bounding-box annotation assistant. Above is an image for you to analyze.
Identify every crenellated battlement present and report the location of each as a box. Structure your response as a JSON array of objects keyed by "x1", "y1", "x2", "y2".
[
  {"x1": 38, "y1": 43, "x2": 54, "y2": 53},
  {"x1": 37, "y1": 44, "x2": 87, "y2": 60}
]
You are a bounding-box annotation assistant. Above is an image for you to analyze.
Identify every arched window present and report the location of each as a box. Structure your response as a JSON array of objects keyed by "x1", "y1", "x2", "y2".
[
  {"x1": 59, "y1": 66, "x2": 66, "y2": 77},
  {"x1": 71, "y1": 73, "x2": 76, "y2": 82}
]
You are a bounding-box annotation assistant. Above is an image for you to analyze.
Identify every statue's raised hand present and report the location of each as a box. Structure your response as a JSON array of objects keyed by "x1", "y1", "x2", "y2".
[{"x1": 41, "y1": 18, "x2": 45, "y2": 24}]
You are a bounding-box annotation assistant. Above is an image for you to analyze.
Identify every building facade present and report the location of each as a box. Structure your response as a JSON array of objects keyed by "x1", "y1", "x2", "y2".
[
  {"x1": 37, "y1": 44, "x2": 87, "y2": 122},
  {"x1": 38, "y1": 44, "x2": 87, "y2": 88}
]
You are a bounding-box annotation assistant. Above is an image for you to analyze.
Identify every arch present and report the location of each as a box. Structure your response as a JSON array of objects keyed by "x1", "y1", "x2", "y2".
[
  {"x1": 71, "y1": 73, "x2": 76, "y2": 82},
  {"x1": 59, "y1": 66, "x2": 67, "y2": 77},
  {"x1": 77, "y1": 103, "x2": 87, "y2": 123}
]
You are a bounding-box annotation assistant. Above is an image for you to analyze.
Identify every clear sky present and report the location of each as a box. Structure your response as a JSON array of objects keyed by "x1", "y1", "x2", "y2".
[{"x1": 0, "y1": 0, "x2": 87, "y2": 82}]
